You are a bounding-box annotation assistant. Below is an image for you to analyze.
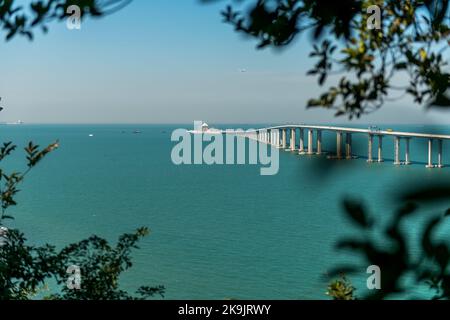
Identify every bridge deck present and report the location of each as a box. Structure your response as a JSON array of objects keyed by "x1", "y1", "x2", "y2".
[{"x1": 236, "y1": 125, "x2": 450, "y2": 140}]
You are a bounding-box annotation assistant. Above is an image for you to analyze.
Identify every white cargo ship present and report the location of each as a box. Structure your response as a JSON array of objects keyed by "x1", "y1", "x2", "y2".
[{"x1": 188, "y1": 121, "x2": 222, "y2": 135}]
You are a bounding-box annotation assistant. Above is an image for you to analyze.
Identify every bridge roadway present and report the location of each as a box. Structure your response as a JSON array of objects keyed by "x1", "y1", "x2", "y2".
[{"x1": 222, "y1": 124, "x2": 450, "y2": 168}]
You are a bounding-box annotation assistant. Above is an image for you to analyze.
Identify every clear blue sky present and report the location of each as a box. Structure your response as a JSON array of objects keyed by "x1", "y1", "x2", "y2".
[{"x1": 0, "y1": 0, "x2": 447, "y2": 124}]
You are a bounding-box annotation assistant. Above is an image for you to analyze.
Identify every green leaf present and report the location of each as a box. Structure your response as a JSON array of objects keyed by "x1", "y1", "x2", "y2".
[{"x1": 342, "y1": 199, "x2": 373, "y2": 229}]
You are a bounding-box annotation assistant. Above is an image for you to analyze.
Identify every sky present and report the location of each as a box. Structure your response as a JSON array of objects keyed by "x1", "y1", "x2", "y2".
[{"x1": 0, "y1": 0, "x2": 449, "y2": 124}]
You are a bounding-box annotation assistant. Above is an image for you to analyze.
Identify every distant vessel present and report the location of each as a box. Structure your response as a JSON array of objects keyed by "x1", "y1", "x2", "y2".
[
  {"x1": 188, "y1": 121, "x2": 222, "y2": 135},
  {"x1": 1, "y1": 120, "x2": 24, "y2": 125}
]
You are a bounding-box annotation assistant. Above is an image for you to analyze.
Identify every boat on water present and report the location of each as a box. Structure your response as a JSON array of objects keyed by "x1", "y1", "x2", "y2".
[{"x1": 0, "y1": 120, "x2": 24, "y2": 125}]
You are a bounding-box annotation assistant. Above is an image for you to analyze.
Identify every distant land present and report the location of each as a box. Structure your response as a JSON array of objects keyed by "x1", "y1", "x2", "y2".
[{"x1": 0, "y1": 120, "x2": 24, "y2": 125}]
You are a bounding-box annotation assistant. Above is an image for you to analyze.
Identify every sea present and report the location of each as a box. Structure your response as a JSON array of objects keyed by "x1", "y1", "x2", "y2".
[{"x1": 2, "y1": 123, "x2": 450, "y2": 300}]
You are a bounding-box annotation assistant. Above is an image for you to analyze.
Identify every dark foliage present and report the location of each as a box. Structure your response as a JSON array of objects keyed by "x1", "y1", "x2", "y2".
[
  {"x1": 330, "y1": 194, "x2": 450, "y2": 299},
  {"x1": 0, "y1": 0, "x2": 132, "y2": 41}
]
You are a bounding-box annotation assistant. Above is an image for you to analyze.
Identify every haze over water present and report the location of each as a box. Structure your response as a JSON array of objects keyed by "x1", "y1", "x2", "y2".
[{"x1": 4, "y1": 123, "x2": 450, "y2": 299}]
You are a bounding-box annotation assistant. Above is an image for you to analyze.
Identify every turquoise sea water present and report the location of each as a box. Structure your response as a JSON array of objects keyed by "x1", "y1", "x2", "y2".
[{"x1": 2, "y1": 124, "x2": 450, "y2": 299}]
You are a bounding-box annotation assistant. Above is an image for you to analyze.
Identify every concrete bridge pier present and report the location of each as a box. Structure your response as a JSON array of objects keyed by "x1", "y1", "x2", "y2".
[
  {"x1": 405, "y1": 138, "x2": 411, "y2": 165},
  {"x1": 290, "y1": 128, "x2": 296, "y2": 151},
  {"x1": 307, "y1": 129, "x2": 314, "y2": 155},
  {"x1": 426, "y1": 139, "x2": 434, "y2": 168},
  {"x1": 288, "y1": 129, "x2": 291, "y2": 148},
  {"x1": 276, "y1": 130, "x2": 282, "y2": 148},
  {"x1": 394, "y1": 136, "x2": 401, "y2": 165},
  {"x1": 276, "y1": 130, "x2": 280, "y2": 147},
  {"x1": 378, "y1": 136, "x2": 384, "y2": 162},
  {"x1": 367, "y1": 135, "x2": 374, "y2": 163},
  {"x1": 282, "y1": 129, "x2": 287, "y2": 149},
  {"x1": 317, "y1": 130, "x2": 322, "y2": 155},
  {"x1": 299, "y1": 128, "x2": 305, "y2": 154},
  {"x1": 345, "y1": 133, "x2": 353, "y2": 159},
  {"x1": 438, "y1": 139, "x2": 444, "y2": 168},
  {"x1": 273, "y1": 130, "x2": 277, "y2": 146},
  {"x1": 336, "y1": 132, "x2": 343, "y2": 159}
]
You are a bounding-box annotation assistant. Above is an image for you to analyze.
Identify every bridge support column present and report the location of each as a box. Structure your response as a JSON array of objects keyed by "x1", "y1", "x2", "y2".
[
  {"x1": 276, "y1": 130, "x2": 281, "y2": 148},
  {"x1": 345, "y1": 133, "x2": 352, "y2": 159},
  {"x1": 317, "y1": 130, "x2": 322, "y2": 155},
  {"x1": 438, "y1": 139, "x2": 443, "y2": 168},
  {"x1": 288, "y1": 130, "x2": 291, "y2": 147},
  {"x1": 273, "y1": 130, "x2": 278, "y2": 147},
  {"x1": 405, "y1": 138, "x2": 411, "y2": 165},
  {"x1": 378, "y1": 136, "x2": 384, "y2": 162},
  {"x1": 290, "y1": 128, "x2": 296, "y2": 151},
  {"x1": 336, "y1": 132, "x2": 343, "y2": 159},
  {"x1": 307, "y1": 129, "x2": 314, "y2": 155},
  {"x1": 394, "y1": 136, "x2": 401, "y2": 165},
  {"x1": 282, "y1": 129, "x2": 287, "y2": 149},
  {"x1": 426, "y1": 139, "x2": 434, "y2": 168},
  {"x1": 367, "y1": 135, "x2": 374, "y2": 163},
  {"x1": 299, "y1": 128, "x2": 305, "y2": 154}
]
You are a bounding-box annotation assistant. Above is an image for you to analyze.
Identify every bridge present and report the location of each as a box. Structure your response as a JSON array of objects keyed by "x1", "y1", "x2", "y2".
[{"x1": 230, "y1": 125, "x2": 450, "y2": 168}]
